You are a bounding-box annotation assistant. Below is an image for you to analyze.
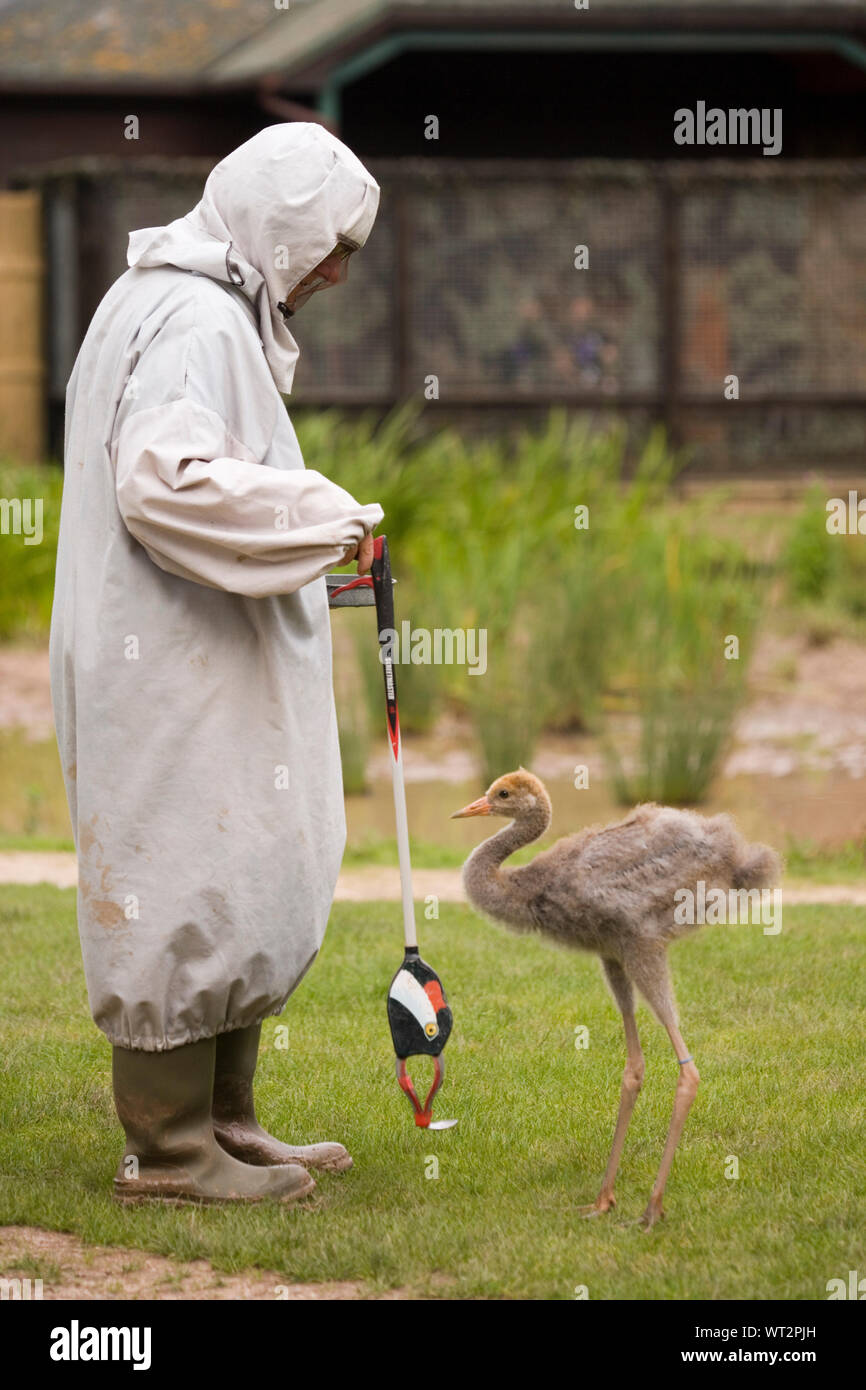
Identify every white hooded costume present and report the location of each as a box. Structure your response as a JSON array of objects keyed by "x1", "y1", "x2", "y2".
[{"x1": 49, "y1": 124, "x2": 383, "y2": 1051}]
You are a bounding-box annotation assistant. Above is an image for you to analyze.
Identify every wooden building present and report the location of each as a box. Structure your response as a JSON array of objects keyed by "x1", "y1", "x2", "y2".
[{"x1": 1, "y1": 0, "x2": 865, "y2": 467}]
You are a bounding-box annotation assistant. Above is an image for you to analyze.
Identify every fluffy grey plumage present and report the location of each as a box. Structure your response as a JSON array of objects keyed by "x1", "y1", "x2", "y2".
[
  {"x1": 458, "y1": 770, "x2": 781, "y2": 958},
  {"x1": 452, "y1": 768, "x2": 782, "y2": 1227}
]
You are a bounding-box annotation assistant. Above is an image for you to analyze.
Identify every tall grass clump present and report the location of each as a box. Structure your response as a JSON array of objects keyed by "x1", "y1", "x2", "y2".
[
  {"x1": 297, "y1": 405, "x2": 765, "y2": 798},
  {"x1": 533, "y1": 420, "x2": 677, "y2": 732},
  {"x1": 781, "y1": 482, "x2": 866, "y2": 635},
  {"x1": 301, "y1": 407, "x2": 689, "y2": 784},
  {"x1": 293, "y1": 401, "x2": 427, "y2": 547},
  {"x1": 782, "y1": 482, "x2": 838, "y2": 605},
  {"x1": 604, "y1": 501, "x2": 763, "y2": 804},
  {"x1": 402, "y1": 413, "x2": 681, "y2": 780},
  {"x1": 407, "y1": 425, "x2": 563, "y2": 781}
]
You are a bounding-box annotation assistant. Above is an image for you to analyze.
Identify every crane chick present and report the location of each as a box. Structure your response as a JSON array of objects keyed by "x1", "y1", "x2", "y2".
[{"x1": 452, "y1": 768, "x2": 781, "y2": 1228}]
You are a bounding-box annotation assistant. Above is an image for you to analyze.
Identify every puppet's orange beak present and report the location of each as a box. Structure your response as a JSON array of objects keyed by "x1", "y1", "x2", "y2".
[{"x1": 450, "y1": 796, "x2": 492, "y2": 819}]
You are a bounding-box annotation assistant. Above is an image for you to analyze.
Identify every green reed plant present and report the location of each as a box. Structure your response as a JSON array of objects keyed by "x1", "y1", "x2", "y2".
[
  {"x1": 604, "y1": 504, "x2": 763, "y2": 804},
  {"x1": 313, "y1": 408, "x2": 687, "y2": 783},
  {"x1": 782, "y1": 482, "x2": 838, "y2": 604},
  {"x1": 780, "y1": 482, "x2": 866, "y2": 632},
  {"x1": 532, "y1": 421, "x2": 677, "y2": 731},
  {"x1": 406, "y1": 429, "x2": 556, "y2": 781},
  {"x1": 294, "y1": 400, "x2": 427, "y2": 547}
]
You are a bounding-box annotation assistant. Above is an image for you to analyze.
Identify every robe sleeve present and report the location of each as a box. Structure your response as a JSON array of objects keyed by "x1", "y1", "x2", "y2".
[{"x1": 114, "y1": 398, "x2": 383, "y2": 597}]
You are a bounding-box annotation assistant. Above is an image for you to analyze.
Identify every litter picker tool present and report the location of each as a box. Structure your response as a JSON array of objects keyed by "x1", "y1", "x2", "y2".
[{"x1": 327, "y1": 536, "x2": 456, "y2": 1129}]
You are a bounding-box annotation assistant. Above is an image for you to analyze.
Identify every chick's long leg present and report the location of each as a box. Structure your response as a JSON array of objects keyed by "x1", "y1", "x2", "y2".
[
  {"x1": 579, "y1": 959, "x2": 644, "y2": 1218},
  {"x1": 626, "y1": 946, "x2": 700, "y2": 1231},
  {"x1": 639, "y1": 1021, "x2": 700, "y2": 1230}
]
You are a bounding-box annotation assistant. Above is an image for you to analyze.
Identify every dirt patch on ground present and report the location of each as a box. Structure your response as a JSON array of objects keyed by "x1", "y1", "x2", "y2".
[
  {"x1": 727, "y1": 632, "x2": 866, "y2": 779},
  {"x1": 0, "y1": 1226, "x2": 395, "y2": 1301},
  {"x1": 0, "y1": 851, "x2": 78, "y2": 887}
]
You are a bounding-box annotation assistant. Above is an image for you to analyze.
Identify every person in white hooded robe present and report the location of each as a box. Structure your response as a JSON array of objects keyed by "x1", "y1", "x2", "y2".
[{"x1": 49, "y1": 123, "x2": 384, "y2": 1204}]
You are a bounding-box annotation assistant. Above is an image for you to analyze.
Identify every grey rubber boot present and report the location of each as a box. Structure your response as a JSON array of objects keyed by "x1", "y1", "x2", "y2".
[
  {"x1": 213, "y1": 1023, "x2": 352, "y2": 1173},
  {"x1": 112, "y1": 1037, "x2": 316, "y2": 1204}
]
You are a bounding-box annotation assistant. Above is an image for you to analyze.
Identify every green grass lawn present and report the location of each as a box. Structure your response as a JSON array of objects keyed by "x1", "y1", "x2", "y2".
[{"x1": 0, "y1": 885, "x2": 863, "y2": 1299}]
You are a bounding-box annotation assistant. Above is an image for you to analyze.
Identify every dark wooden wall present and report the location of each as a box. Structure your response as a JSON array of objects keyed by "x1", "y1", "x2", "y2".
[{"x1": 0, "y1": 95, "x2": 265, "y2": 187}]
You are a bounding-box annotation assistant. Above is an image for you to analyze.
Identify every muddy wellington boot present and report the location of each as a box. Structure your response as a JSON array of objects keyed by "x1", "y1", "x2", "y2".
[
  {"x1": 112, "y1": 1037, "x2": 316, "y2": 1204},
  {"x1": 213, "y1": 1023, "x2": 353, "y2": 1173}
]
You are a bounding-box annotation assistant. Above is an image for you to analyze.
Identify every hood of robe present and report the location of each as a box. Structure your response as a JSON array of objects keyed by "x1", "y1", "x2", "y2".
[{"x1": 127, "y1": 122, "x2": 380, "y2": 393}]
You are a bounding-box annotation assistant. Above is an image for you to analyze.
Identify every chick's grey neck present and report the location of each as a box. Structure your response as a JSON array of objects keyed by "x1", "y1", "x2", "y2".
[{"x1": 462, "y1": 800, "x2": 551, "y2": 926}]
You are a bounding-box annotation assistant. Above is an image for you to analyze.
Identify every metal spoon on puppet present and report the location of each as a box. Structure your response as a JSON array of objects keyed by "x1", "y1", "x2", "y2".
[{"x1": 370, "y1": 536, "x2": 456, "y2": 1129}]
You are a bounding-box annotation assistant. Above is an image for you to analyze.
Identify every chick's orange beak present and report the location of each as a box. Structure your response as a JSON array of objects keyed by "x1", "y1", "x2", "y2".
[{"x1": 450, "y1": 796, "x2": 492, "y2": 819}]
